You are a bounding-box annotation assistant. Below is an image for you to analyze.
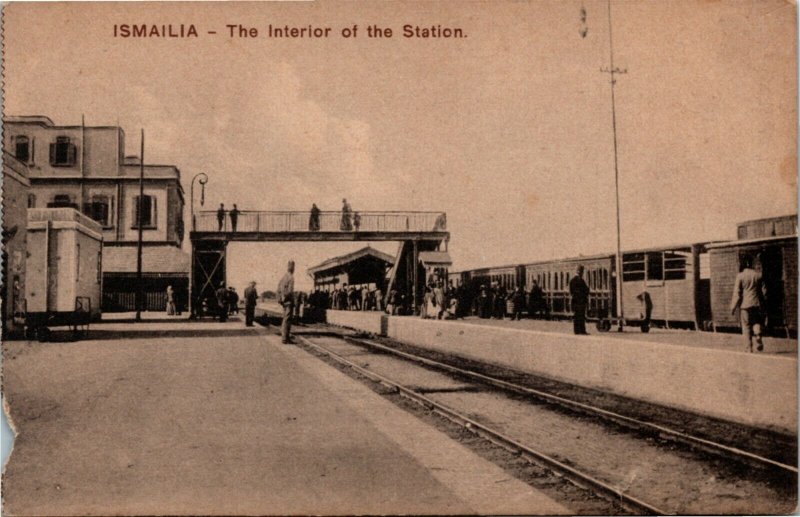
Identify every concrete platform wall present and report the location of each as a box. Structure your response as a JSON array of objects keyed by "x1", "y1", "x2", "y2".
[
  {"x1": 326, "y1": 310, "x2": 386, "y2": 336},
  {"x1": 323, "y1": 311, "x2": 798, "y2": 434}
]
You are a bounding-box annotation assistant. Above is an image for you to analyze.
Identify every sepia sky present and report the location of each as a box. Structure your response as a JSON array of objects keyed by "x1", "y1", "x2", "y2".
[{"x1": 4, "y1": 1, "x2": 796, "y2": 291}]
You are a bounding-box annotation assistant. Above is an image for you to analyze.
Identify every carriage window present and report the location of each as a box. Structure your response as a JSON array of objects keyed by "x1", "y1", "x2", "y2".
[
  {"x1": 664, "y1": 251, "x2": 689, "y2": 280},
  {"x1": 27, "y1": 194, "x2": 36, "y2": 208},
  {"x1": 646, "y1": 252, "x2": 664, "y2": 281},
  {"x1": 622, "y1": 253, "x2": 645, "y2": 281}
]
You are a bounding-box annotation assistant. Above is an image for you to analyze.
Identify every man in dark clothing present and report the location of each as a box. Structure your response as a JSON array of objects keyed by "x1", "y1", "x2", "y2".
[
  {"x1": 309, "y1": 204, "x2": 321, "y2": 231},
  {"x1": 477, "y1": 285, "x2": 491, "y2": 319},
  {"x1": 528, "y1": 279, "x2": 546, "y2": 319},
  {"x1": 569, "y1": 265, "x2": 590, "y2": 335},
  {"x1": 228, "y1": 287, "x2": 240, "y2": 314},
  {"x1": 244, "y1": 281, "x2": 258, "y2": 326},
  {"x1": 217, "y1": 203, "x2": 226, "y2": 231},
  {"x1": 511, "y1": 286, "x2": 526, "y2": 320},
  {"x1": 216, "y1": 282, "x2": 229, "y2": 322},
  {"x1": 229, "y1": 204, "x2": 240, "y2": 232}
]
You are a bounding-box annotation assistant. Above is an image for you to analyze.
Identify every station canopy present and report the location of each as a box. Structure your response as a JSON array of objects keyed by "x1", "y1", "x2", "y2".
[
  {"x1": 307, "y1": 246, "x2": 395, "y2": 287},
  {"x1": 418, "y1": 251, "x2": 452, "y2": 268}
]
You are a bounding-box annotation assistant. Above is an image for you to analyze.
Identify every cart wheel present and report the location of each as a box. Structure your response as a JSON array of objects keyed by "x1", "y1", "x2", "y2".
[
  {"x1": 596, "y1": 319, "x2": 611, "y2": 332},
  {"x1": 36, "y1": 326, "x2": 51, "y2": 342}
]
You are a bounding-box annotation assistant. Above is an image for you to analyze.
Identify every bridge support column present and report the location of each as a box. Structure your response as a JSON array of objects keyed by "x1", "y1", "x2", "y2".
[{"x1": 190, "y1": 239, "x2": 227, "y2": 318}]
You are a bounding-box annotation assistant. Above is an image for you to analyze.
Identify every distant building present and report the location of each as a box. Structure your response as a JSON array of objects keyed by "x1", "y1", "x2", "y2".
[
  {"x1": 2, "y1": 152, "x2": 31, "y2": 335},
  {"x1": 307, "y1": 246, "x2": 394, "y2": 291},
  {"x1": 3, "y1": 116, "x2": 189, "y2": 312}
]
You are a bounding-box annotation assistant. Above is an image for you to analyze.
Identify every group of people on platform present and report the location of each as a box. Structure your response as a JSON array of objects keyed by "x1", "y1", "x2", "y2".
[
  {"x1": 192, "y1": 283, "x2": 244, "y2": 322},
  {"x1": 460, "y1": 265, "x2": 590, "y2": 335},
  {"x1": 307, "y1": 284, "x2": 385, "y2": 312}
]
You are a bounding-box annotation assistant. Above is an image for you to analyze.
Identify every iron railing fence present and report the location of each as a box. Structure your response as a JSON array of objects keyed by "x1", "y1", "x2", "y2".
[{"x1": 193, "y1": 210, "x2": 447, "y2": 234}]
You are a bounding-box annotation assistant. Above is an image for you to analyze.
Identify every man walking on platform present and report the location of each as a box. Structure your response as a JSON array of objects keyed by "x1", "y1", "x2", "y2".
[
  {"x1": 244, "y1": 281, "x2": 258, "y2": 327},
  {"x1": 569, "y1": 265, "x2": 590, "y2": 335},
  {"x1": 277, "y1": 260, "x2": 296, "y2": 344},
  {"x1": 217, "y1": 203, "x2": 226, "y2": 231},
  {"x1": 730, "y1": 254, "x2": 767, "y2": 353},
  {"x1": 216, "y1": 282, "x2": 229, "y2": 322},
  {"x1": 229, "y1": 204, "x2": 240, "y2": 232}
]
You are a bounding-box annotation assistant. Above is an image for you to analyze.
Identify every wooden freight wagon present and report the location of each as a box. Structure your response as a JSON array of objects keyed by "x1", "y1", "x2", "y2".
[
  {"x1": 620, "y1": 243, "x2": 712, "y2": 330},
  {"x1": 24, "y1": 208, "x2": 103, "y2": 340},
  {"x1": 524, "y1": 254, "x2": 615, "y2": 320},
  {"x1": 707, "y1": 235, "x2": 797, "y2": 336}
]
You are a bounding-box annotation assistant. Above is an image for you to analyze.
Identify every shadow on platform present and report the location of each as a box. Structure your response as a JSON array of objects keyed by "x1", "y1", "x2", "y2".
[{"x1": 35, "y1": 322, "x2": 261, "y2": 342}]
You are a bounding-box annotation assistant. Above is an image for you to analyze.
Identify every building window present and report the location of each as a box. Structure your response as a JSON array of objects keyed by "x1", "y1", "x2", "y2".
[
  {"x1": 132, "y1": 195, "x2": 156, "y2": 228},
  {"x1": 83, "y1": 195, "x2": 112, "y2": 227},
  {"x1": 27, "y1": 194, "x2": 36, "y2": 208},
  {"x1": 15, "y1": 136, "x2": 30, "y2": 162},
  {"x1": 47, "y1": 194, "x2": 78, "y2": 209},
  {"x1": 49, "y1": 136, "x2": 77, "y2": 167}
]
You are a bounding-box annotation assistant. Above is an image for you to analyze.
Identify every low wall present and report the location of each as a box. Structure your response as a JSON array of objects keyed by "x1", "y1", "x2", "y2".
[
  {"x1": 323, "y1": 311, "x2": 797, "y2": 433},
  {"x1": 385, "y1": 318, "x2": 797, "y2": 434},
  {"x1": 326, "y1": 310, "x2": 386, "y2": 336}
]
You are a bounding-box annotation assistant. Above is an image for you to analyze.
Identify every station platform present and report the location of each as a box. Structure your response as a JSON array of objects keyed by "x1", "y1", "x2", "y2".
[
  {"x1": 456, "y1": 316, "x2": 798, "y2": 355},
  {"x1": 1, "y1": 318, "x2": 568, "y2": 515},
  {"x1": 325, "y1": 310, "x2": 798, "y2": 434}
]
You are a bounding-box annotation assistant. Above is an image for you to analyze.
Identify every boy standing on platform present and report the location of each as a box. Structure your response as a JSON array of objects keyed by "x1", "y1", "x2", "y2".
[{"x1": 730, "y1": 255, "x2": 767, "y2": 353}]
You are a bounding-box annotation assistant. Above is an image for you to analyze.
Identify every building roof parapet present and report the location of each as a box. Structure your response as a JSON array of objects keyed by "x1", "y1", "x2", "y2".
[
  {"x1": 28, "y1": 207, "x2": 103, "y2": 233},
  {"x1": 4, "y1": 115, "x2": 56, "y2": 126}
]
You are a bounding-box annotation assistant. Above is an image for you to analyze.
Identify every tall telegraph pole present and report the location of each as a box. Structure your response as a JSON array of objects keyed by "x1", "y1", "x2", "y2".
[{"x1": 601, "y1": 0, "x2": 627, "y2": 331}]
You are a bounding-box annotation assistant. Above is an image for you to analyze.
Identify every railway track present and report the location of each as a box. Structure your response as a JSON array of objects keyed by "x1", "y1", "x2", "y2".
[
  {"x1": 339, "y1": 334, "x2": 798, "y2": 477},
  {"x1": 281, "y1": 328, "x2": 796, "y2": 515}
]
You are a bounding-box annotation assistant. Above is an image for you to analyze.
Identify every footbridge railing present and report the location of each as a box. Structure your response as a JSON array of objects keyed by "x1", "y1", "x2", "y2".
[{"x1": 193, "y1": 210, "x2": 447, "y2": 234}]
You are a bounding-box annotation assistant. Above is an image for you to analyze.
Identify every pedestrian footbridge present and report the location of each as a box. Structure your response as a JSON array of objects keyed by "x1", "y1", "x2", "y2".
[
  {"x1": 191, "y1": 210, "x2": 448, "y2": 241},
  {"x1": 189, "y1": 210, "x2": 450, "y2": 318}
]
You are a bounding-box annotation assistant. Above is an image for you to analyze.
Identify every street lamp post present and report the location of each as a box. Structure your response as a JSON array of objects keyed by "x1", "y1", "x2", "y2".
[{"x1": 188, "y1": 172, "x2": 208, "y2": 319}]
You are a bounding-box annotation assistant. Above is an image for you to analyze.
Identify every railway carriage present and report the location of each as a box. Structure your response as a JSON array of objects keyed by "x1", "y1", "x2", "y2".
[
  {"x1": 524, "y1": 254, "x2": 615, "y2": 320},
  {"x1": 707, "y1": 235, "x2": 797, "y2": 336},
  {"x1": 620, "y1": 243, "x2": 712, "y2": 330},
  {"x1": 452, "y1": 214, "x2": 796, "y2": 335},
  {"x1": 465, "y1": 265, "x2": 525, "y2": 292}
]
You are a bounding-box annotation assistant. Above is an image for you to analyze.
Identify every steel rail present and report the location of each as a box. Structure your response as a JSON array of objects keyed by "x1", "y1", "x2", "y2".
[
  {"x1": 295, "y1": 333, "x2": 669, "y2": 515},
  {"x1": 340, "y1": 335, "x2": 798, "y2": 477}
]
